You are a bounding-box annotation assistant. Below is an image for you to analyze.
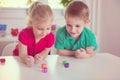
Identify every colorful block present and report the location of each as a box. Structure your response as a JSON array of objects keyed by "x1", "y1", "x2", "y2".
[
  {"x1": 42, "y1": 67, "x2": 47, "y2": 73},
  {"x1": 64, "y1": 63, "x2": 69, "y2": 68},
  {"x1": 41, "y1": 64, "x2": 47, "y2": 68},
  {"x1": 0, "y1": 58, "x2": 6, "y2": 64},
  {"x1": 62, "y1": 60, "x2": 67, "y2": 65}
]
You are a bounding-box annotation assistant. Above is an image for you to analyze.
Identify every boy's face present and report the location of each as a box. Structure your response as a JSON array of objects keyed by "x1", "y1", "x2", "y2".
[
  {"x1": 65, "y1": 16, "x2": 89, "y2": 39},
  {"x1": 31, "y1": 19, "x2": 52, "y2": 38}
]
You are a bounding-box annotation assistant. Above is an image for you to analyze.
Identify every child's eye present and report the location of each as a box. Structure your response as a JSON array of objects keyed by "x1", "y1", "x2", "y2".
[
  {"x1": 76, "y1": 25, "x2": 80, "y2": 27},
  {"x1": 67, "y1": 24, "x2": 72, "y2": 27},
  {"x1": 47, "y1": 28, "x2": 50, "y2": 30},
  {"x1": 37, "y1": 27, "x2": 42, "y2": 30}
]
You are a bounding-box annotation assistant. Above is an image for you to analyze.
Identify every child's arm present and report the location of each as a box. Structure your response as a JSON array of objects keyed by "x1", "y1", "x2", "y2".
[
  {"x1": 34, "y1": 48, "x2": 51, "y2": 63},
  {"x1": 19, "y1": 41, "x2": 27, "y2": 60},
  {"x1": 86, "y1": 46, "x2": 97, "y2": 57},
  {"x1": 56, "y1": 49, "x2": 75, "y2": 56},
  {"x1": 19, "y1": 41, "x2": 34, "y2": 66}
]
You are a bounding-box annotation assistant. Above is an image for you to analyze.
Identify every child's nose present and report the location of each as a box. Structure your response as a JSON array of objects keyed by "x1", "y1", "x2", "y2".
[
  {"x1": 42, "y1": 30, "x2": 47, "y2": 35},
  {"x1": 71, "y1": 27, "x2": 76, "y2": 32}
]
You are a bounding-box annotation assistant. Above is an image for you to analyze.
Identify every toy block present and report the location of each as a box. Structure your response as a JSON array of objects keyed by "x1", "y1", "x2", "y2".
[
  {"x1": 0, "y1": 58, "x2": 6, "y2": 64},
  {"x1": 62, "y1": 60, "x2": 67, "y2": 65},
  {"x1": 64, "y1": 63, "x2": 69, "y2": 68},
  {"x1": 41, "y1": 64, "x2": 47, "y2": 69},
  {"x1": 42, "y1": 67, "x2": 47, "y2": 73}
]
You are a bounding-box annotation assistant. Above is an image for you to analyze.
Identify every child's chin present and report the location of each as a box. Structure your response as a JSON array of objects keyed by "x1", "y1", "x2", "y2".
[
  {"x1": 40, "y1": 36, "x2": 45, "y2": 38},
  {"x1": 71, "y1": 35, "x2": 79, "y2": 39}
]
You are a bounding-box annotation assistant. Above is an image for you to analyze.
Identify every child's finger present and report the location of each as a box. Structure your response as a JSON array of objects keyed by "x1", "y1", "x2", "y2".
[{"x1": 25, "y1": 56, "x2": 34, "y2": 67}]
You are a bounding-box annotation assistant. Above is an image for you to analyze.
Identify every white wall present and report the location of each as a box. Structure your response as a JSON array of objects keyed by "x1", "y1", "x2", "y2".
[
  {"x1": 99, "y1": 0, "x2": 120, "y2": 56},
  {"x1": 0, "y1": 8, "x2": 27, "y2": 34}
]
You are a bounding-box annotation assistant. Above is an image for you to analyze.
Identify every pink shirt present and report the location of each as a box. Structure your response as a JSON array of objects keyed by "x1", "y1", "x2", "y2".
[{"x1": 13, "y1": 27, "x2": 55, "y2": 56}]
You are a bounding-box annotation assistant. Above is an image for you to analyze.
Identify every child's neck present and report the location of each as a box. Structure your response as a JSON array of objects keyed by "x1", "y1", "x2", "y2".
[{"x1": 35, "y1": 36, "x2": 42, "y2": 43}]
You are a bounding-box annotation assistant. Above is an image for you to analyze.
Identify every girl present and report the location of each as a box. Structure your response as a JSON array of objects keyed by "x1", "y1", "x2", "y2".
[{"x1": 13, "y1": 1, "x2": 55, "y2": 66}]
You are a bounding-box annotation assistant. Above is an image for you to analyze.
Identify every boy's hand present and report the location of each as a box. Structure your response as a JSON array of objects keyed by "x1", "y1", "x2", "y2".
[
  {"x1": 86, "y1": 46, "x2": 94, "y2": 53},
  {"x1": 75, "y1": 48, "x2": 88, "y2": 58},
  {"x1": 24, "y1": 56, "x2": 34, "y2": 67},
  {"x1": 34, "y1": 54, "x2": 44, "y2": 64}
]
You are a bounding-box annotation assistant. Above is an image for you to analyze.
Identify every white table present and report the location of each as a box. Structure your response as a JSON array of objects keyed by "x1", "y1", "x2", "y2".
[{"x1": 0, "y1": 53, "x2": 120, "y2": 80}]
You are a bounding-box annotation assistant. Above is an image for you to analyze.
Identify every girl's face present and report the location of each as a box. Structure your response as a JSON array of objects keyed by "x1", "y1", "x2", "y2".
[
  {"x1": 65, "y1": 16, "x2": 89, "y2": 39},
  {"x1": 32, "y1": 19, "x2": 52, "y2": 38}
]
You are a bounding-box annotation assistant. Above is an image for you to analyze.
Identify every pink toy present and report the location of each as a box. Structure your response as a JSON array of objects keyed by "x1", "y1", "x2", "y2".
[{"x1": 42, "y1": 67, "x2": 47, "y2": 73}]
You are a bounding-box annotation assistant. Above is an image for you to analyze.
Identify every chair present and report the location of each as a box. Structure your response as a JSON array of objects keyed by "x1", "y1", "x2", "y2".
[{"x1": 2, "y1": 42, "x2": 17, "y2": 56}]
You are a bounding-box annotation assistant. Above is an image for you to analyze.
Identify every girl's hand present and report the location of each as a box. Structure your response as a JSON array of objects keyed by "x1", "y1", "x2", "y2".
[
  {"x1": 34, "y1": 54, "x2": 44, "y2": 64},
  {"x1": 24, "y1": 56, "x2": 34, "y2": 67}
]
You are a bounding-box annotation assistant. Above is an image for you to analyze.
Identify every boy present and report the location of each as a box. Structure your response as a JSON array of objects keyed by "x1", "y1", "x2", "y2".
[{"x1": 55, "y1": 0, "x2": 98, "y2": 59}]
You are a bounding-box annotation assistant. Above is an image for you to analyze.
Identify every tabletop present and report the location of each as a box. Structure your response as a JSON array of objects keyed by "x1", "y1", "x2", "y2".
[{"x1": 0, "y1": 53, "x2": 120, "y2": 80}]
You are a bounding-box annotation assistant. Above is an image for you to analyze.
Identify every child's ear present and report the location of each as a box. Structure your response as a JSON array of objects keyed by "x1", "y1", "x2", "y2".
[
  {"x1": 84, "y1": 19, "x2": 90, "y2": 26},
  {"x1": 27, "y1": 20, "x2": 33, "y2": 26}
]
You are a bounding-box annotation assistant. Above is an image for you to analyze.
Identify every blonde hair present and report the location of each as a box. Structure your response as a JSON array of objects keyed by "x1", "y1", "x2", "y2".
[
  {"x1": 65, "y1": 0, "x2": 89, "y2": 22},
  {"x1": 27, "y1": 1, "x2": 53, "y2": 25}
]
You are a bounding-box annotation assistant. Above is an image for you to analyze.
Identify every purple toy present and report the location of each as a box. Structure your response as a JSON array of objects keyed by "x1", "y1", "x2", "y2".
[
  {"x1": 42, "y1": 68, "x2": 48, "y2": 73},
  {"x1": 64, "y1": 63, "x2": 69, "y2": 68}
]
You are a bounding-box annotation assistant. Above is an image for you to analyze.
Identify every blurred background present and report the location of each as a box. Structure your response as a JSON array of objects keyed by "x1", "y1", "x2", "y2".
[{"x1": 0, "y1": 0, "x2": 120, "y2": 57}]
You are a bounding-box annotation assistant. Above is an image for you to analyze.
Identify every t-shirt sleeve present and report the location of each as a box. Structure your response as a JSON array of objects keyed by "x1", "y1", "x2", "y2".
[
  {"x1": 18, "y1": 29, "x2": 28, "y2": 45},
  {"x1": 46, "y1": 33, "x2": 55, "y2": 48},
  {"x1": 85, "y1": 30, "x2": 98, "y2": 51},
  {"x1": 54, "y1": 28, "x2": 65, "y2": 50},
  {"x1": 89, "y1": 34, "x2": 98, "y2": 50}
]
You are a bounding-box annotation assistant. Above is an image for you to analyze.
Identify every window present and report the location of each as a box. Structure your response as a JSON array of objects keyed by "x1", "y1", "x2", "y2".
[
  {"x1": 0, "y1": 0, "x2": 37, "y2": 8},
  {"x1": 0, "y1": 0, "x2": 64, "y2": 9},
  {"x1": 48, "y1": 0, "x2": 64, "y2": 9}
]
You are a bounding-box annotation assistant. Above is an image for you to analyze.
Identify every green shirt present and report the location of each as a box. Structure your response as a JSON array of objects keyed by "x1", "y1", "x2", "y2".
[{"x1": 55, "y1": 26, "x2": 98, "y2": 51}]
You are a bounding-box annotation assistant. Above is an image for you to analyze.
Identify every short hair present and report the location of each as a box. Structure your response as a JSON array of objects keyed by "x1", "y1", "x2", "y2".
[
  {"x1": 27, "y1": 1, "x2": 53, "y2": 24},
  {"x1": 65, "y1": 0, "x2": 89, "y2": 21}
]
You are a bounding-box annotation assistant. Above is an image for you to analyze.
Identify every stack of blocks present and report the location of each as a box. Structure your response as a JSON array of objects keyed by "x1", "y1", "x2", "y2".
[
  {"x1": 41, "y1": 64, "x2": 47, "y2": 73},
  {"x1": 62, "y1": 60, "x2": 69, "y2": 68}
]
